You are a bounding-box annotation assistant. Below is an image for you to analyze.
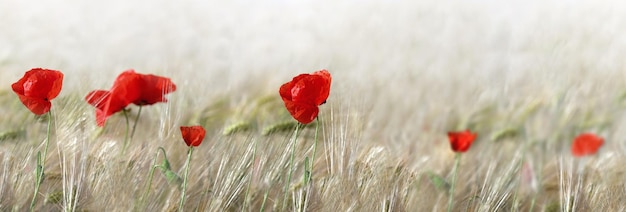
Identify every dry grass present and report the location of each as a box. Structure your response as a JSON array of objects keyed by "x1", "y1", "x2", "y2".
[{"x1": 2, "y1": 0, "x2": 626, "y2": 211}]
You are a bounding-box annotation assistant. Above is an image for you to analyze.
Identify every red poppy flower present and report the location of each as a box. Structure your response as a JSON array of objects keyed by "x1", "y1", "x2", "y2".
[
  {"x1": 12, "y1": 68, "x2": 64, "y2": 115},
  {"x1": 130, "y1": 72, "x2": 177, "y2": 105},
  {"x1": 85, "y1": 90, "x2": 132, "y2": 126},
  {"x1": 180, "y1": 126, "x2": 206, "y2": 147},
  {"x1": 85, "y1": 69, "x2": 176, "y2": 126},
  {"x1": 279, "y1": 70, "x2": 331, "y2": 124},
  {"x1": 571, "y1": 133, "x2": 604, "y2": 157},
  {"x1": 447, "y1": 130, "x2": 477, "y2": 153}
]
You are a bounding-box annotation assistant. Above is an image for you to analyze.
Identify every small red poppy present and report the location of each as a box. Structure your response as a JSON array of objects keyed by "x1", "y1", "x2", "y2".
[
  {"x1": 12, "y1": 68, "x2": 64, "y2": 115},
  {"x1": 447, "y1": 130, "x2": 477, "y2": 153},
  {"x1": 571, "y1": 133, "x2": 604, "y2": 157},
  {"x1": 85, "y1": 69, "x2": 176, "y2": 126},
  {"x1": 279, "y1": 70, "x2": 331, "y2": 124},
  {"x1": 180, "y1": 126, "x2": 206, "y2": 147}
]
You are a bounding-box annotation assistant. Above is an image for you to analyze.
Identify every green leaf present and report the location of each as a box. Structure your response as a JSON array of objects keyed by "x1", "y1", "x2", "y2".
[
  {"x1": 303, "y1": 157, "x2": 311, "y2": 184},
  {"x1": 156, "y1": 147, "x2": 182, "y2": 189},
  {"x1": 35, "y1": 151, "x2": 44, "y2": 185},
  {"x1": 160, "y1": 168, "x2": 183, "y2": 190},
  {"x1": 426, "y1": 171, "x2": 450, "y2": 191}
]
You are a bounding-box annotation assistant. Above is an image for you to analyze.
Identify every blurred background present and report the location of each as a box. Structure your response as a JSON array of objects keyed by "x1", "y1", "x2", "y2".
[
  {"x1": 2, "y1": 0, "x2": 625, "y2": 87},
  {"x1": 2, "y1": 0, "x2": 626, "y2": 144}
]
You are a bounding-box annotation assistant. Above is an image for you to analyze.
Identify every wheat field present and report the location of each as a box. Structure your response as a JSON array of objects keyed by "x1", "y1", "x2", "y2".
[{"x1": 1, "y1": 0, "x2": 626, "y2": 211}]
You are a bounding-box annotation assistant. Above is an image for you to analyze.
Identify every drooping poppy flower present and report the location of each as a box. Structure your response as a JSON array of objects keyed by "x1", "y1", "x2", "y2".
[
  {"x1": 85, "y1": 89, "x2": 132, "y2": 126},
  {"x1": 571, "y1": 133, "x2": 604, "y2": 157},
  {"x1": 180, "y1": 126, "x2": 206, "y2": 147},
  {"x1": 85, "y1": 71, "x2": 141, "y2": 126},
  {"x1": 12, "y1": 68, "x2": 64, "y2": 115},
  {"x1": 129, "y1": 71, "x2": 177, "y2": 106},
  {"x1": 447, "y1": 130, "x2": 477, "y2": 153},
  {"x1": 85, "y1": 69, "x2": 176, "y2": 126},
  {"x1": 106, "y1": 70, "x2": 177, "y2": 106},
  {"x1": 279, "y1": 69, "x2": 331, "y2": 124}
]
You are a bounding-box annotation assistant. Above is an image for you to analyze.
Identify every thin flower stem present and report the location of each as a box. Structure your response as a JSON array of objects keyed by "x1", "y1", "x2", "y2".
[
  {"x1": 30, "y1": 111, "x2": 52, "y2": 211},
  {"x1": 308, "y1": 118, "x2": 320, "y2": 183},
  {"x1": 42, "y1": 111, "x2": 52, "y2": 165},
  {"x1": 122, "y1": 109, "x2": 130, "y2": 154},
  {"x1": 139, "y1": 147, "x2": 164, "y2": 209},
  {"x1": 282, "y1": 123, "x2": 301, "y2": 211},
  {"x1": 130, "y1": 106, "x2": 142, "y2": 139},
  {"x1": 179, "y1": 146, "x2": 194, "y2": 212},
  {"x1": 447, "y1": 153, "x2": 461, "y2": 212}
]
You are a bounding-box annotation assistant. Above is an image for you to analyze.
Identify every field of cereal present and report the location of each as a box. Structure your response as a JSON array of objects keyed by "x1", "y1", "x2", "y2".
[{"x1": 1, "y1": 0, "x2": 626, "y2": 211}]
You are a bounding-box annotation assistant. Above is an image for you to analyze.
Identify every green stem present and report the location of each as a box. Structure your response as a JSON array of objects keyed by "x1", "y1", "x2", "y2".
[
  {"x1": 179, "y1": 147, "x2": 194, "y2": 212},
  {"x1": 447, "y1": 153, "x2": 461, "y2": 212},
  {"x1": 282, "y1": 124, "x2": 301, "y2": 211},
  {"x1": 308, "y1": 118, "x2": 320, "y2": 183},
  {"x1": 139, "y1": 147, "x2": 164, "y2": 209},
  {"x1": 122, "y1": 109, "x2": 130, "y2": 154},
  {"x1": 42, "y1": 111, "x2": 52, "y2": 165},
  {"x1": 260, "y1": 189, "x2": 269, "y2": 212},
  {"x1": 130, "y1": 106, "x2": 142, "y2": 139},
  {"x1": 30, "y1": 111, "x2": 53, "y2": 211},
  {"x1": 30, "y1": 152, "x2": 42, "y2": 211}
]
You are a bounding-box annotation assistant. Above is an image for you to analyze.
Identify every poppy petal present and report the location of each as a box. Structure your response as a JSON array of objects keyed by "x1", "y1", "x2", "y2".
[
  {"x1": 84, "y1": 69, "x2": 177, "y2": 126},
  {"x1": 571, "y1": 133, "x2": 604, "y2": 157},
  {"x1": 85, "y1": 89, "x2": 130, "y2": 126},
  {"x1": 285, "y1": 101, "x2": 319, "y2": 124},
  {"x1": 311, "y1": 69, "x2": 331, "y2": 105},
  {"x1": 15, "y1": 68, "x2": 63, "y2": 99},
  {"x1": 180, "y1": 126, "x2": 206, "y2": 147},
  {"x1": 109, "y1": 70, "x2": 142, "y2": 105},
  {"x1": 447, "y1": 130, "x2": 477, "y2": 153},
  {"x1": 11, "y1": 68, "x2": 64, "y2": 115},
  {"x1": 95, "y1": 109, "x2": 107, "y2": 127},
  {"x1": 85, "y1": 90, "x2": 111, "y2": 108},
  {"x1": 15, "y1": 94, "x2": 51, "y2": 115},
  {"x1": 279, "y1": 70, "x2": 331, "y2": 124},
  {"x1": 279, "y1": 80, "x2": 296, "y2": 102},
  {"x1": 133, "y1": 73, "x2": 177, "y2": 105},
  {"x1": 290, "y1": 73, "x2": 331, "y2": 105}
]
